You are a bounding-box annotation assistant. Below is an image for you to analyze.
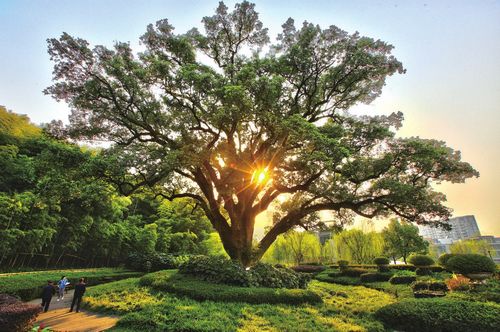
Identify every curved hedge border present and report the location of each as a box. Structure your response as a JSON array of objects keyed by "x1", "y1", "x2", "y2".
[
  {"x1": 140, "y1": 271, "x2": 322, "y2": 305},
  {"x1": 375, "y1": 298, "x2": 500, "y2": 332}
]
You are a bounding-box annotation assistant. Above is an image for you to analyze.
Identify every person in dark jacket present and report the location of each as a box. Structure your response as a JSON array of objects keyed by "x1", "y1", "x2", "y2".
[
  {"x1": 41, "y1": 280, "x2": 55, "y2": 312},
  {"x1": 69, "y1": 278, "x2": 86, "y2": 313}
]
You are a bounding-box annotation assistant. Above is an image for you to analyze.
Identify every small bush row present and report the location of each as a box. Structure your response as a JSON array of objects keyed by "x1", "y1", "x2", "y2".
[
  {"x1": 0, "y1": 294, "x2": 41, "y2": 332},
  {"x1": 411, "y1": 280, "x2": 448, "y2": 292},
  {"x1": 375, "y1": 298, "x2": 500, "y2": 332}
]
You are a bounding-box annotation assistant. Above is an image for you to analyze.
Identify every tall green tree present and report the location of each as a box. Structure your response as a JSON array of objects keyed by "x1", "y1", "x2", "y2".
[
  {"x1": 263, "y1": 230, "x2": 321, "y2": 265},
  {"x1": 334, "y1": 229, "x2": 384, "y2": 264},
  {"x1": 45, "y1": 1, "x2": 478, "y2": 266},
  {"x1": 449, "y1": 239, "x2": 493, "y2": 257},
  {"x1": 382, "y1": 219, "x2": 428, "y2": 264}
]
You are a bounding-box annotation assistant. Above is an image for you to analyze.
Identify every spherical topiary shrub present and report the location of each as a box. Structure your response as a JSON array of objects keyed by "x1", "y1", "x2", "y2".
[
  {"x1": 373, "y1": 257, "x2": 390, "y2": 265},
  {"x1": 373, "y1": 257, "x2": 390, "y2": 272},
  {"x1": 438, "y1": 253, "x2": 457, "y2": 267},
  {"x1": 446, "y1": 254, "x2": 496, "y2": 275},
  {"x1": 408, "y1": 255, "x2": 434, "y2": 267}
]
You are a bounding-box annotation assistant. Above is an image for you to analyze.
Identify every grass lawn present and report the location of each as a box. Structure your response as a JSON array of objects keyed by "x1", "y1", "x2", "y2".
[
  {"x1": 0, "y1": 267, "x2": 143, "y2": 301},
  {"x1": 81, "y1": 270, "x2": 395, "y2": 331},
  {"x1": 7, "y1": 267, "x2": 499, "y2": 331}
]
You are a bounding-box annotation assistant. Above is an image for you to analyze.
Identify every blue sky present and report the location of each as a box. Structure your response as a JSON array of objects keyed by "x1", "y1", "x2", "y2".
[{"x1": 1, "y1": 0, "x2": 499, "y2": 234}]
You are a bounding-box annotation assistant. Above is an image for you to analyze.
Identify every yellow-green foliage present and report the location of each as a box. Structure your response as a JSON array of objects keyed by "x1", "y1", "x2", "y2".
[
  {"x1": 309, "y1": 281, "x2": 395, "y2": 314},
  {"x1": 84, "y1": 278, "x2": 161, "y2": 313},
  {"x1": 0, "y1": 106, "x2": 41, "y2": 138}
]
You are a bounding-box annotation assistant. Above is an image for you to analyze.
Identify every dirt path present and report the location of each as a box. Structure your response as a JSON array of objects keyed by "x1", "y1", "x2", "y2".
[{"x1": 28, "y1": 289, "x2": 118, "y2": 332}]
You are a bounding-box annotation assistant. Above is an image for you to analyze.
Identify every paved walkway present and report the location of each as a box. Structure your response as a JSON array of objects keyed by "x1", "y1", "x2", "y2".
[{"x1": 28, "y1": 289, "x2": 118, "y2": 332}]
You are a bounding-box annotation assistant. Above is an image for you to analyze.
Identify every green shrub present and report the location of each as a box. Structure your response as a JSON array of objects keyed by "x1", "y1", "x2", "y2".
[
  {"x1": 337, "y1": 260, "x2": 349, "y2": 270},
  {"x1": 411, "y1": 280, "x2": 448, "y2": 292},
  {"x1": 375, "y1": 298, "x2": 500, "y2": 332},
  {"x1": 389, "y1": 275, "x2": 416, "y2": 284},
  {"x1": 373, "y1": 257, "x2": 390, "y2": 265},
  {"x1": 249, "y1": 263, "x2": 311, "y2": 289},
  {"x1": 341, "y1": 268, "x2": 371, "y2": 277},
  {"x1": 360, "y1": 272, "x2": 393, "y2": 283},
  {"x1": 438, "y1": 253, "x2": 457, "y2": 267},
  {"x1": 408, "y1": 255, "x2": 434, "y2": 267},
  {"x1": 179, "y1": 255, "x2": 250, "y2": 286},
  {"x1": 0, "y1": 294, "x2": 41, "y2": 332},
  {"x1": 179, "y1": 256, "x2": 311, "y2": 289},
  {"x1": 141, "y1": 271, "x2": 322, "y2": 305},
  {"x1": 446, "y1": 254, "x2": 497, "y2": 274}
]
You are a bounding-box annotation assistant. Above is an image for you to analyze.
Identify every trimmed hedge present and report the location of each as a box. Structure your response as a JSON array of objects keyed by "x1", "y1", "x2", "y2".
[
  {"x1": 446, "y1": 254, "x2": 497, "y2": 274},
  {"x1": 375, "y1": 298, "x2": 500, "y2": 332},
  {"x1": 415, "y1": 267, "x2": 432, "y2": 276},
  {"x1": 373, "y1": 257, "x2": 390, "y2": 265},
  {"x1": 141, "y1": 271, "x2": 322, "y2": 305},
  {"x1": 411, "y1": 280, "x2": 448, "y2": 292},
  {"x1": 0, "y1": 268, "x2": 143, "y2": 301},
  {"x1": 438, "y1": 253, "x2": 457, "y2": 267},
  {"x1": 315, "y1": 273, "x2": 362, "y2": 286},
  {"x1": 360, "y1": 272, "x2": 393, "y2": 283},
  {"x1": 408, "y1": 255, "x2": 435, "y2": 267},
  {"x1": 390, "y1": 264, "x2": 416, "y2": 271},
  {"x1": 291, "y1": 265, "x2": 326, "y2": 273},
  {"x1": 389, "y1": 275, "x2": 416, "y2": 284},
  {"x1": 0, "y1": 294, "x2": 41, "y2": 332},
  {"x1": 340, "y1": 268, "x2": 371, "y2": 277}
]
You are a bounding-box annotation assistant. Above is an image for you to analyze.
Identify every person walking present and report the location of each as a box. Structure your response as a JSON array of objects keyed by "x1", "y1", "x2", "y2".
[
  {"x1": 41, "y1": 280, "x2": 55, "y2": 312},
  {"x1": 69, "y1": 277, "x2": 86, "y2": 313},
  {"x1": 57, "y1": 276, "x2": 70, "y2": 301}
]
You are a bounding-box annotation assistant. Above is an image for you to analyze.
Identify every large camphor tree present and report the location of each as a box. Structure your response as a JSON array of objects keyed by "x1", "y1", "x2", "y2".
[{"x1": 45, "y1": 1, "x2": 478, "y2": 266}]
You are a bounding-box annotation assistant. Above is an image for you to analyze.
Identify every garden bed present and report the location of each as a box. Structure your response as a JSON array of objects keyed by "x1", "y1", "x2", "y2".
[{"x1": 140, "y1": 270, "x2": 322, "y2": 305}]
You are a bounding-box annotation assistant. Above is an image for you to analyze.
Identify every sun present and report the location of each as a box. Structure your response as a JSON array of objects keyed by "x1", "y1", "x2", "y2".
[{"x1": 251, "y1": 167, "x2": 270, "y2": 185}]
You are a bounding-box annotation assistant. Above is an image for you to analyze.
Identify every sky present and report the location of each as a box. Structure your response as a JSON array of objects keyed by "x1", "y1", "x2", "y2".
[{"x1": 0, "y1": 0, "x2": 499, "y2": 235}]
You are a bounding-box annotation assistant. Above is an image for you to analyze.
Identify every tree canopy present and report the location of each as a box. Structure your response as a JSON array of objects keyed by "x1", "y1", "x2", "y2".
[
  {"x1": 0, "y1": 110, "x2": 217, "y2": 269},
  {"x1": 382, "y1": 219, "x2": 429, "y2": 264},
  {"x1": 45, "y1": 1, "x2": 478, "y2": 266}
]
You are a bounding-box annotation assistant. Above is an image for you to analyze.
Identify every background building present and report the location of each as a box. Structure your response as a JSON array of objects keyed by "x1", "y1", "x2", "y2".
[
  {"x1": 419, "y1": 215, "x2": 500, "y2": 263},
  {"x1": 418, "y1": 215, "x2": 480, "y2": 242}
]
